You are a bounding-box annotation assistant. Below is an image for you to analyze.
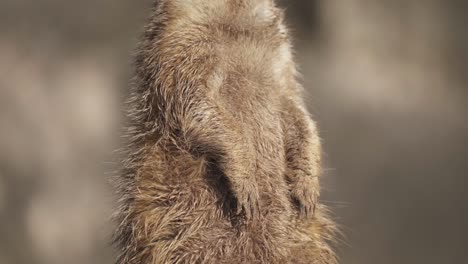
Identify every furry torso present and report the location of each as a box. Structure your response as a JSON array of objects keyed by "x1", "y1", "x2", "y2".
[{"x1": 114, "y1": 1, "x2": 337, "y2": 263}]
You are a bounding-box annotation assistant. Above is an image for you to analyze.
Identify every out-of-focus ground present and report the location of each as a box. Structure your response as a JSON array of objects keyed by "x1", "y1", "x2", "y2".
[{"x1": 0, "y1": 1, "x2": 467, "y2": 263}]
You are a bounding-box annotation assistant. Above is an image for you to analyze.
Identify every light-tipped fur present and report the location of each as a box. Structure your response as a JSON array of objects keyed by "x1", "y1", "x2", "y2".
[{"x1": 114, "y1": 0, "x2": 338, "y2": 263}]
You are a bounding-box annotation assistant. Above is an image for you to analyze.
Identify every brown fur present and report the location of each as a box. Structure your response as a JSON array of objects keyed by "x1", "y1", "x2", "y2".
[{"x1": 114, "y1": 0, "x2": 338, "y2": 263}]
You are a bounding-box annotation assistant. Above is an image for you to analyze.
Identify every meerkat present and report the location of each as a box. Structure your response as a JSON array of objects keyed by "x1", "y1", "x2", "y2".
[{"x1": 113, "y1": 0, "x2": 337, "y2": 263}]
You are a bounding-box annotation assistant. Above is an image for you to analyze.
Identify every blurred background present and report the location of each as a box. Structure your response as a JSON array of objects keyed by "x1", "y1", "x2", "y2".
[{"x1": 0, "y1": 0, "x2": 467, "y2": 263}]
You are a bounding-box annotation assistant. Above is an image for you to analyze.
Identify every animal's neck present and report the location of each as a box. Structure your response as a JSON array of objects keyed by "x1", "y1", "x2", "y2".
[{"x1": 162, "y1": 0, "x2": 277, "y2": 25}]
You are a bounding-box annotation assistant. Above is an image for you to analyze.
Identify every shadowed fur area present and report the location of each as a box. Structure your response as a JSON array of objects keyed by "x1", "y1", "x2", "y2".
[{"x1": 113, "y1": 0, "x2": 338, "y2": 263}]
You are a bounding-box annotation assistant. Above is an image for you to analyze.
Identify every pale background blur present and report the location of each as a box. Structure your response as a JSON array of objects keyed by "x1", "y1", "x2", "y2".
[{"x1": 0, "y1": 1, "x2": 467, "y2": 264}]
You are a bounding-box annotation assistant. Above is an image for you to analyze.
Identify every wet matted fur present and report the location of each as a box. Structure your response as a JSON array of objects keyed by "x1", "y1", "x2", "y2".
[{"x1": 114, "y1": 0, "x2": 338, "y2": 263}]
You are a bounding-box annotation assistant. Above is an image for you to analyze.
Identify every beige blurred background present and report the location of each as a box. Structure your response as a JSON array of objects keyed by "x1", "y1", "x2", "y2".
[{"x1": 0, "y1": 1, "x2": 467, "y2": 263}]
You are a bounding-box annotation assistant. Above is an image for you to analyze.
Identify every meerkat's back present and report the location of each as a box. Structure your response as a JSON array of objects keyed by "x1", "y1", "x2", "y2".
[{"x1": 114, "y1": 1, "x2": 338, "y2": 263}]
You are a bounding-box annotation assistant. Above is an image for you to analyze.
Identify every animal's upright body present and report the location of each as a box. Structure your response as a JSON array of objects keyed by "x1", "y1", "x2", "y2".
[{"x1": 114, "y1": 0, "x2": 337, "y2": 263}]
